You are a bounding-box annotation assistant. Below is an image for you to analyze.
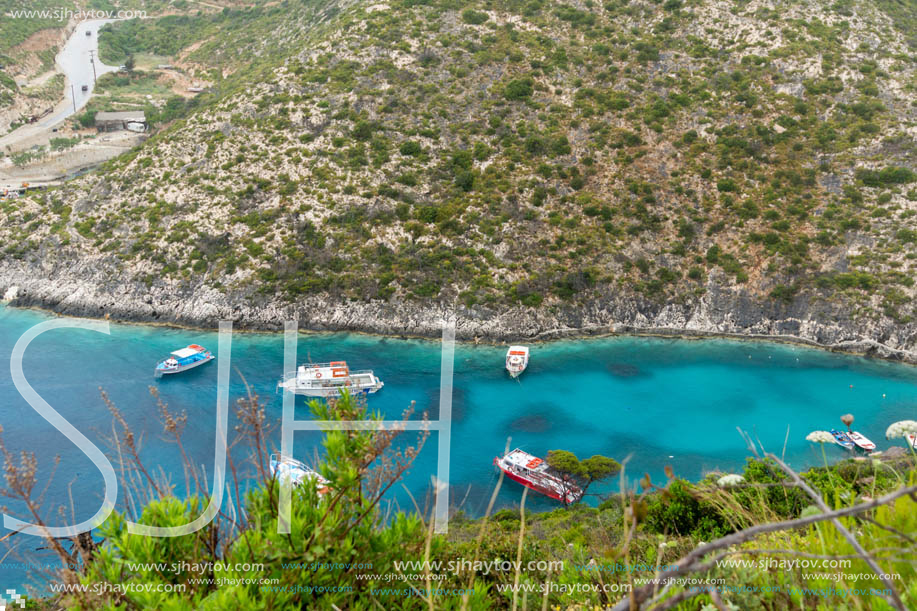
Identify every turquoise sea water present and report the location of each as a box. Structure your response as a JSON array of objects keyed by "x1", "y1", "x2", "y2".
[{"x1": 0, "y1": 305, "x2": 916, "y2": 591}]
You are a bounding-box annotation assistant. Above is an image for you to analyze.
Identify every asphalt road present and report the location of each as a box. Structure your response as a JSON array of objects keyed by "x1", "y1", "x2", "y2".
[{"x1": 0, "y1": 18, "x2": 119, "y2": 154}]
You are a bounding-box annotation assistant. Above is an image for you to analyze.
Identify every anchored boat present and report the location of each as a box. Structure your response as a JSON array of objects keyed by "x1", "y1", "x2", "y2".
[
  {"x1": 830, "y1": 429, "x2": 855, "y2": 449},
  {"x1": 270, "y1": 454, "x2": 330, "y2": 495},
  {"x1": 505, "y1": 346, "x2": 530, "y2": 378},
  {"x1": 906, "y1": 433, "x2": 917, "y2": 450},
  {"x1": 154, "y1": 344, "x2": 214, "y2": 377},
  {"x1": 494, "y1": 448, "x2": 582, "y2": 505},
  {"x1": 278, "y1": 361, "x2": 384, "y2": 397},
  {"x1": 847, "y1": 431, "x2": 876, "y2": 451}
]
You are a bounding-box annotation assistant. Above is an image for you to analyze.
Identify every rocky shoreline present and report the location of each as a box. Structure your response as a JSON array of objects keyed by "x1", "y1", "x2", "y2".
[{"x1": 2, "y1": 263, "x2": 916, "y2": 364}]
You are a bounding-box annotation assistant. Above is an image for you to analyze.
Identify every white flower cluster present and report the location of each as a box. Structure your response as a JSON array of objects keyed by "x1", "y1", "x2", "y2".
[
  {"x1": 806, "y1": 430, "x2": 835, "y2": 444},
  {"x1": 885, "y1": 420, "x2": 917, "y2": 440},
  {"x1": 717, "y1": 474, "x2": 745, "y2": 487}
]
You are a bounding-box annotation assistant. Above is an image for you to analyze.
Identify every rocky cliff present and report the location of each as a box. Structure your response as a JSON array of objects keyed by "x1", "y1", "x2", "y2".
[
  {"x1": 1, "y1": 0, "x2": 916, "y2": 361},
  {"x1": 3, "y1": 257, "x2": 915, "y2": 362}
]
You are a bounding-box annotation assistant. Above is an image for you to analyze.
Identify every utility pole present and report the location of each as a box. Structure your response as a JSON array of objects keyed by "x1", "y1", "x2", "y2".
[
  {"x1": 71, "y1": 84, "x2": 77, "y2": 113},
  {"x1": 88, "y1": 50, "x2": 97, "y2": 84}
]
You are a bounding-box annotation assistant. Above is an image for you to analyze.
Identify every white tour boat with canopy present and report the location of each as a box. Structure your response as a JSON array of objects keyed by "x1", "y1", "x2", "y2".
[
  {"x1": 154, "y1": 344, "x2": 214, "y2": 377},
  {"x1": 278, "y1": 361, "x2": 384, "y2": 397},
  {"x1": 505, "y1": 346, "x2": 530, "y2": 378}
]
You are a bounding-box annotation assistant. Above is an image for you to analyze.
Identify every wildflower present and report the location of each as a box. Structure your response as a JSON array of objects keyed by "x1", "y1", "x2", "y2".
[
  {"x1": 800, "y1": 505, "x2": 821, "y2": 518},
  {"x1": 885, "y1": 420, "x2": 917, "y2": 439},
  {"x1": 806, "y1": 431, "x2": 835, "y2": 444},
  {"x1": 716, "y1": 474, "x2": 745, "y2": 487},
  {"x1": 841, "y1": 413, "x2": 854, "y2": 432}
]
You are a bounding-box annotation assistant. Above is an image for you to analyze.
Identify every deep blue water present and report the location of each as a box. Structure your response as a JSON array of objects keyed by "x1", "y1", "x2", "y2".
[{"x1": 0, "y1": 305, "x2": 916, "y2": 591}]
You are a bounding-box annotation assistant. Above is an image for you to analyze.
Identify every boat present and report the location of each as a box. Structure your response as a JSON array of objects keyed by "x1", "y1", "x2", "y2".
[
  {"x1": 847, "y1": 431, "x2": 876, "y2": 451},
  {"x1": 830, "y1": 429, "x2": 855, "y2": 450},
  {"x1": 154, "y1": 344, "x2": 214, "y2": 377},
  {"x1": 906, "y1": 433, "x2": 917, "y2": 450},
  {"x1": 494, "y1": 448, "x2": 582, "y2": 505},
  {"x1": 269, "y1": 454, "x2": 330, "y2": 495},
  {"x1": 277, "y1": 361, "x2": 384, "y2": 397},
  {"x1": 505, "y1": 346, "x2": 530, "y2": 378}
]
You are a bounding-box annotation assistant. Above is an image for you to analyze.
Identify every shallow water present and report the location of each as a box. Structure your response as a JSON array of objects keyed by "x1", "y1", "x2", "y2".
[{"x1": 0, "y1": 305, "x2": 915, "y2": 590}]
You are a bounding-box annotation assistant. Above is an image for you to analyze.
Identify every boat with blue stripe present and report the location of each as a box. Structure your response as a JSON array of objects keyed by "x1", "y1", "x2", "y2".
[{"x1": 154, "y1": 344, "x2": 214, "y2": 377}]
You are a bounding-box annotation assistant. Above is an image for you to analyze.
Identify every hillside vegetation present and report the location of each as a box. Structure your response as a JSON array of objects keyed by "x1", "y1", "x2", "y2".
[
  {"x1": 3, "y1": 0, "x2": 917, "y2": 335},
  {"x1": 23, "y1": 391, "x2": 917, "y2": 609}
]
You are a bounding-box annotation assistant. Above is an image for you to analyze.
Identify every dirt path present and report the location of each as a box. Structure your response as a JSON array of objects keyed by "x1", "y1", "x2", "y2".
[{"x1": 0, "y1": 133, "x2": 143, "y2": 187}]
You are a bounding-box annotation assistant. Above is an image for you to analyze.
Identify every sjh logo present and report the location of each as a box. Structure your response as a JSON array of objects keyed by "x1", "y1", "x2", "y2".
[{"x1": 0, "y1": 589, "x2": 25, "y2": 611}]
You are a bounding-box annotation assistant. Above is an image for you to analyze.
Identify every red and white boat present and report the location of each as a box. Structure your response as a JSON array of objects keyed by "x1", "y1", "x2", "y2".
[
  {"x1": 505, "y1": 346, "x2": 530, "y2": 378},
  {"x1": 494, "y1": 448, "x2": 582, "y2": 505},
  {"x1": 907, "y1": 433, "x2": 917, "y2": 450},
  {"x1": 848, "y1": 431, "x2": 876, "y2": 452}
]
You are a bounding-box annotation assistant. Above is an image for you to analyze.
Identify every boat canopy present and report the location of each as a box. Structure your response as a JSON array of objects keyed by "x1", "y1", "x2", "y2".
[
  {"x1": 503, "y1": 448, "x2": 548, "y2": 472},
  {"x1": 171, "y1": 347, "x2": 201, "y2": 359}
]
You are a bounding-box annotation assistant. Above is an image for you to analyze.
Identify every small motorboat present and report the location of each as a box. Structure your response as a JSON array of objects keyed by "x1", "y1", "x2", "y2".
[
  {"x1": 270, "y1": 454, "x2": 330, "y2": 495},
  {"x1": 830, "y1": 429, "x2": 855, "y2": 450},
  {"x1": 847, "y1": 431, "x2": 876, "y2": 452},
  {"x1": 494, "y1": 448, "x2": 582, "y2": 505},
  {"x1": 505, "y1": 346, "x2": 530, "y2": 378},
  {"x1": 278, "y1": 361, "x2": 384, "y2": 397},
  {"x1": 154, "y1": 344, "x2": 214, "y2": 377},
  {"x1": 906, "y1": 433, "x2": 917, "y2": 450}
]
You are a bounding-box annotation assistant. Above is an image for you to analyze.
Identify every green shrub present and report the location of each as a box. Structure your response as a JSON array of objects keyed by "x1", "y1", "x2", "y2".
[
  {"x1": 856, "y1": 166, "x2": 916, "y2": 187},
  {"x1": 645, "y1": 480, "x2": 730, "y2": 539},
  {"x1": 461, "y1": 9, "x2": 488, "y2": 24},
  {"x1": 504, "y1": 77, "x2": 534, "y2": 101},
  {"x1": 399, "y1": 141, "x2": 422, "y2": 156}
]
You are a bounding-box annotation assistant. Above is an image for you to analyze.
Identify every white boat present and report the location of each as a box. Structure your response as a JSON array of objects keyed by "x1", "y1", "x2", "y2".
[
  {"x1": 269, "y1": 454, "x2": 330, "y2": 495},
  {"x1": 154, "y1": 344, "x2": 214, "y2": 377},
  {"x1": 505, "y1": 346, "x2": 530, "y2": 378},
  {"x1": 848, "y1": 431, "x2": 876, "y2": 451},
  {"x1": 907, "y1": 433, "x2": 917, "y2": 450},
  {"x1": 277, "y1": 361, "x2": 384, "y2": 397}
]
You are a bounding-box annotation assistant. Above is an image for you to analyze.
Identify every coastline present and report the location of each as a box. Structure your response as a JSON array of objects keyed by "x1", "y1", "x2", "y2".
[{"x1": 2, "y1": 267, "x2": 916, "y2": 364}]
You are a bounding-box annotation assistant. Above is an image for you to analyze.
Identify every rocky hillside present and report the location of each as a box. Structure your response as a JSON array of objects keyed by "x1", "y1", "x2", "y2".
[{"x1": 2, "y1": 0, "x2": 917, "y2": 354}]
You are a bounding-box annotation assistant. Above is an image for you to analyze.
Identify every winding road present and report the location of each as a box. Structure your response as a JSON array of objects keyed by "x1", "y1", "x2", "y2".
[{"x1": 0, "y1": 19, "x2": 119, "y2": 154}]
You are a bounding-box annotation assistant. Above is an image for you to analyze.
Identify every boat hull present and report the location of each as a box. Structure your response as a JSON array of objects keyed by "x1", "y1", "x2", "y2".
[
  {"x1": 155, "y1": 355, "x2": 214, "y2": 377},
  {"x1": 830, "y1": 430, "x2": 855, "y2": 449},
  {"x1": 505, "y1": 346, "x2": 529, "y2": 378},
  {"x1": 279, "y1": 383, "x2": 383, "y2": 397},
  {"x1": 848, "y1": 432, "x2": 876, "y2": 451},
  {"x1": 499, "y1": 465, "x2": 566, "y2": 502}
]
